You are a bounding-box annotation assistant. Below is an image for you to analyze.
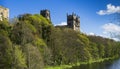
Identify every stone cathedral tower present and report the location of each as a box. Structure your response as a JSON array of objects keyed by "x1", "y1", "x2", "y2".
[
  {"x1": 67, "y1": 13, "x2": 80, "y2": 31},
  {"x1": 40, "y1": 9, "x2": 51, "y2": 20},
  {"x1": 0, "y1": 6, "x2": 9, "y2": 21}
]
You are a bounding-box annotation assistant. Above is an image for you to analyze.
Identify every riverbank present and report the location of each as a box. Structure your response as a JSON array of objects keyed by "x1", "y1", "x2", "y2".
[{"x1": 44, "y1": 56, "x2": 118, "y2": 69}]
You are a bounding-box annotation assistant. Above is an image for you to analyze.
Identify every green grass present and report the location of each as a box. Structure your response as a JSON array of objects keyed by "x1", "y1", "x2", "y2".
[
  {"x1": 44, "y1": 56, "x2": 118, "y2": 69},
  {"x1": 45, "y1": 65, "x2": 72, "y2": 69}
]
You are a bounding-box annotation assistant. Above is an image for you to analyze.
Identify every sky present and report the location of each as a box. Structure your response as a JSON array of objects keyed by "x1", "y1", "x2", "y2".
[{"x1": 0, "y1": 0, "x2": 120, "y2": 40}]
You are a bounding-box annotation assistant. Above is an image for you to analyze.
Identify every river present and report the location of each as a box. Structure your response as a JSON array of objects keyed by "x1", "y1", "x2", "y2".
[{"x1": 68, "y1": 59, "x2": 120, "y2": 69}]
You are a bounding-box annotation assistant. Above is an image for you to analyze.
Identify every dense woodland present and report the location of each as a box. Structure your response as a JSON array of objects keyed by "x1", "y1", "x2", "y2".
[{"x1": 0, "y1": 14, "x2": 120, "y2": 69}]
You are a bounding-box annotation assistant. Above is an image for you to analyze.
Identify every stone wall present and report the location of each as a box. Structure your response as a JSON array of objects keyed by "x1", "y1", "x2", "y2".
[{"x1": 0, "y1": 6, "x2": 9, "y2": 21}]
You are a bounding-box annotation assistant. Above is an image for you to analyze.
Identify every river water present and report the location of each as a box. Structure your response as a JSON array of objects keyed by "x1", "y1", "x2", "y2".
[{"x1": 68, "y1": 59, "x2": 120, "y2": 69}]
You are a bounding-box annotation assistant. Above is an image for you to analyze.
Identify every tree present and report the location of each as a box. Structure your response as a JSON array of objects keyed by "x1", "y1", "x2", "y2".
[
  {"x1": 12, "y1": 45, "x2": 27, "y2": 69},
  {"x1": 89, "y1": 42, "x2": 99, "y2": 59},
  {"x1": 22, "y1": 44, "x2": 44, "y2": 69},
  {"x1": 32, "y1": 37, "x2": 52, "y2": 65},
  {"x1": 97, "y1": 44, "x2": 105, "y2": 58},
  {"x1": 11, "y1": 20, "x2": 35, "y2": 45},
  {"x1": 0, "y1": 35, "x2": 13, "y2": 69}
]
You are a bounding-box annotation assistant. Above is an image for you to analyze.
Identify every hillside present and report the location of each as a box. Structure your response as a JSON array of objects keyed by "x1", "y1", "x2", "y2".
[{"x1": 0, "y1": 14, "x2": 120, "y2": 69}]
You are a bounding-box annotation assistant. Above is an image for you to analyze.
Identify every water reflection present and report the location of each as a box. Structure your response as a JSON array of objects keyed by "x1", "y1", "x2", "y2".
[
  {"x1": 68, "y1": 59, "x2": 120, "y2": 69},
  {"x1": 109, "y1": 59, "x2": 120, "y2": 69}
]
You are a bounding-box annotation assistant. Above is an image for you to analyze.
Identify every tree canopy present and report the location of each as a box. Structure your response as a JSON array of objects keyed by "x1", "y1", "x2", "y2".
[{"x1": 0, "y1": 14, "x2": 119, "y2": 69}]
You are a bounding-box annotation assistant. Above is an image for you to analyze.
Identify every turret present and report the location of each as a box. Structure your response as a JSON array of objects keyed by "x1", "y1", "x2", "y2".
[
  {"x1": 67, "y1": 13, "x2": 80, "y2": 31},
  {"x1": 40, "y1": 9, "x2": 51, "y2": 20},
  {"x1": 0, "y1": 6, "x2": 9, "y2": 21}
]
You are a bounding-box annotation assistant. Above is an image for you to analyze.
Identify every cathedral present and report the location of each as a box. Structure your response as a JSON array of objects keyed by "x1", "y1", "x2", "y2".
[
  {"x1": 0, "y1": 6, "x2": 80, "y2": 31},
  {"x1": 40, "y1": 9, "x2": 80, "y2": 32}
]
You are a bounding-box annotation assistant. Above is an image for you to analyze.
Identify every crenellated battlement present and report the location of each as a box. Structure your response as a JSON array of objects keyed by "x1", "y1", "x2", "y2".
[{"x1": 67, "y1": 13, "x2": 80, "y2": 31}]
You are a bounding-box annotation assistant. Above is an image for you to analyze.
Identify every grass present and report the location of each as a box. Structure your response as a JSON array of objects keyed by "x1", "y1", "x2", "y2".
[
  {"x1": 45, "y1": 65, "x2": 72, "y2": 69},
  {"x1": 44, "y1": 56, "x2": 118, "y2": 69}
]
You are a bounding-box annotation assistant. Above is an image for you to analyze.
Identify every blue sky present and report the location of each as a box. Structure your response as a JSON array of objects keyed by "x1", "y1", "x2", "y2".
[{"x1": 0, "y1": 0, "x2": 120, "y2": 39}]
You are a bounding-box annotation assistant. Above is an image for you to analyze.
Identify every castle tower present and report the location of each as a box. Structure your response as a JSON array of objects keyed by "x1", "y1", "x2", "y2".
[
  {"x1": 0, "y1": 6, "x2": 9, "y2": 21},
  {"x1": 67, "y1": 13, "x2": 80, "y2": 31},
  {"x1": 40, "y1": 9, "x2": 51, "y2": 20}
]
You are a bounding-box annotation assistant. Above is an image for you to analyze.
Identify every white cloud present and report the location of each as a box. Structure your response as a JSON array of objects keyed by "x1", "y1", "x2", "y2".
[
  {"x1": 97, "y1": 4, "x2": 120, "y2": 15},
  {"x1": 102, "y1": 23, "x2": 120, "y2": 33},
  {"x1": 112, "y1": 38, "x2": 120, "y2": 41},
  {"x1": 100, "y1": 34, "x2": 120, "y2": 41},
  {"x1": 102, "y1": 23, "x2": 120, "y2": 41},
  {"x1": 88, "y1": 32, "x2": 95, "y2": 35},
  {"x1": 55, "y1": 22, "x2": 67, "y2": 26}
]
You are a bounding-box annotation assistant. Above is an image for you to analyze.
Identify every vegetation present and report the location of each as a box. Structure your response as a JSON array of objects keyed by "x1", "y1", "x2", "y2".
[{"x1": 0, "y1": 14, "x2": 120, "y2": 69}]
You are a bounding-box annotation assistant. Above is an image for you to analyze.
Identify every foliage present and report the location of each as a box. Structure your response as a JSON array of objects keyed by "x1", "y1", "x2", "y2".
[
  {"x1": 0, "y1": 14, "x2": 120, "y2": 69},
  {"x1": 23, "y1": 44, "x2": 44, "y2": 69},
  {"x1": 12, "y1": 45, "x2": 27, "y2": 69},
  {"x1": 0, "y1": 35, "x2": 13, "y2": 69}
]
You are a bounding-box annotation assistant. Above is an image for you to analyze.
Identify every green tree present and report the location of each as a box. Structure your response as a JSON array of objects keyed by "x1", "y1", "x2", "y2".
[
  {"x1": 0, "y1": 35, "x2": 13, "y2": 69},
  {"x1": 89, "y1": 42, "x2": 99, "y2": 59},
  {"x1": 98, "y1": 44, "x2": 105, "y2": 58},
  {"x1": 12, "y1": 45, "x2": 27, "y2": 69},
  {"x1": 23, "y1": 44, "x2": 44, "y2": 69},
  {"x1": 11, "y1": 20, "x2": 35, "y2": 45}
]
